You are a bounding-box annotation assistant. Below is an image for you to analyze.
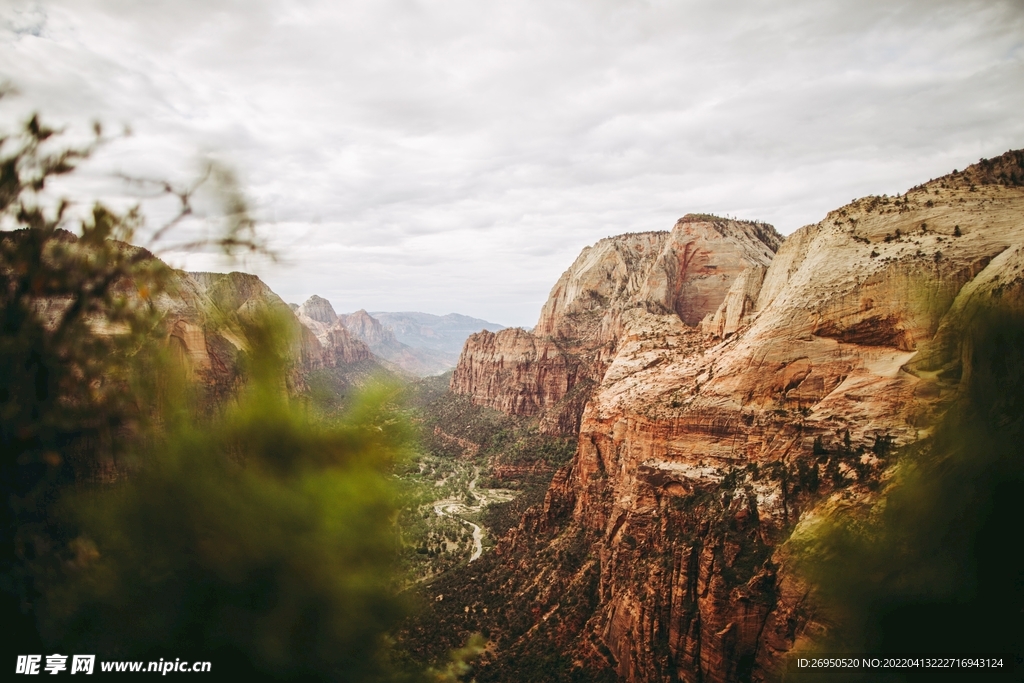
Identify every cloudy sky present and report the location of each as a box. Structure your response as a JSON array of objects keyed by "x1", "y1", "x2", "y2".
[{"x1": 2, "y1": 0, "x2": 1022, "y2": 326}]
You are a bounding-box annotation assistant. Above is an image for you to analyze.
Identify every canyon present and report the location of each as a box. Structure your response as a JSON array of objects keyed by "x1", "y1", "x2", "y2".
[
  {"x1": 40, "y1": 150, "x2": 1024, "y2": 681},
  {"x1": 152, "y1": 280, "x2": 500, "y2": 396},
  {"x1": 415, "y1": 150, "x2": 1024, "y2": 682},
  {"x1": 151, "y1": 274, "x2": 377, "y2": 402}
]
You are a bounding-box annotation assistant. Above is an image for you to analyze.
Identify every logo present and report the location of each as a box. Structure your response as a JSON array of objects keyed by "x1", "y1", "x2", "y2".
[{"x1": 15, "y1": 655, "x2": 95, "y2": 675}]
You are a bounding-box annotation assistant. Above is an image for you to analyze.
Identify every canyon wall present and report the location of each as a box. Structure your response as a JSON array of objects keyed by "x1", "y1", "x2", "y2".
[
  {"x1": 295, "y1": 297, "x2": 464, "y2": 376},
  {"x1": 294, "y1": 294, "x2": 375, "y2": 366},
  {"x1": 451, "y1": 218, "x2": 783, "y2": 434},
  {"x1": 427, "y1": 150, "x2": 1024, "y2": 682},
  {"x1": 153, "y1": 275, "x2": 381, "y2": 399}
]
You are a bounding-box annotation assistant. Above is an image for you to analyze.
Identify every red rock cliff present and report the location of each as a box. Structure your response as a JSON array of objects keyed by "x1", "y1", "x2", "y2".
[
  {"x1": 424, "y1": 150, "x2": 1024, "y2": 683},
  {"x1": 451, "y1": 218, "x2": 783, "y2": 434}
]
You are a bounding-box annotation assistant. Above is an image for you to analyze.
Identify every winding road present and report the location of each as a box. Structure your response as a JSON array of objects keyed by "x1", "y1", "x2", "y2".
[
  {"x1": 427, "y1": 428, "x2": 517, "y2": 564},
  {"x1": 431, "y1": 466, "x2": 493, "y2": 562}
]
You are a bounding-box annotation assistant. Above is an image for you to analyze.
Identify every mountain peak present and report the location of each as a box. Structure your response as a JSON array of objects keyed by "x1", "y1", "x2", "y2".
[{"x1": 297, "y1": 295, "x2": 338, "y2": 324}]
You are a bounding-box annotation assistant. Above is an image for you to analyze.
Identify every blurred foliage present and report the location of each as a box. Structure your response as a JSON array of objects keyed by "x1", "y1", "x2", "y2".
[
  {"x1": 0, "y1": 109, "x2": 485, "y2": 681},
  {"x1": 426, "y1": 633, "x2": 487, "y2": 683},
  {"x1": 0, "y1": 112, "x2": 169, "y2": 641},
  {"x1": 792, "y1": 307, "x2": 1024, "y2": 678},
  {"x1": 43, "y1": 311, "x2": 417, "y2": 681}
]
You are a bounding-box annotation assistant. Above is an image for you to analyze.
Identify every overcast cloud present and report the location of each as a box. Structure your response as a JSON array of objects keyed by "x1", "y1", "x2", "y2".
[{"x1": 2, "y1": 0, "x2": 1022, "y2": 326}]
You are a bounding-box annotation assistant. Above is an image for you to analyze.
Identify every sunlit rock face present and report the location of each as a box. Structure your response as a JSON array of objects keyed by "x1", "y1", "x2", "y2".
[
  {"x1": 450, "y1": 327, "x2": 586, "y2": 427},
  {"x1": 432, "y1": 151, "x2": 1024, "y2": 683},
  {"x1": 452, "y1": 217, "x2": 783, "y2": 435}
]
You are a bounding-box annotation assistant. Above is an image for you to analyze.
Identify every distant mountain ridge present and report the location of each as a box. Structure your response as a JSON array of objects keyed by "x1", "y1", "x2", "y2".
[
  {"x1": 368, "y1": 312, "x2": 505, "y2": 356},
  {"x1": 291, "y1": 301, "x2": 504, "y2": 376}
]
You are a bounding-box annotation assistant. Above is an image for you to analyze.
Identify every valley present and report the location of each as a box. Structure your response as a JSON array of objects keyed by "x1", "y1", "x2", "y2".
[
  {"x1": 114, "y1": 149, "x2": 1024, "y2": 681},
  {"x1": 395, "y1": 374, "x2": 577, "y2": 585},
  {"x1": 5, "y1": 140, "x2": 1021, "y2": 683},
  {"x1": 398, "y1": 150, "x2": 1024, "y2": 682}
]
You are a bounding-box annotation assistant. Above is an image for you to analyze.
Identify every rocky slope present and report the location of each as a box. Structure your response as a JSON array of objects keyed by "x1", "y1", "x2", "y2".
[
  {"x1": 294, "y1": 298, "x2": 471, "y2": 376},
  {"x1": 294, "y1": 295, "x2": 375, "y2": 366},
  {"x1": 410, "y1": 150, "x2": 1024, "y2": 682},
  {"x1": 152, "y1": 274, "x2": 388, "y2": 399},
  {"x1": 451, "y1": 218, "x2": 782, "y2": 435}
]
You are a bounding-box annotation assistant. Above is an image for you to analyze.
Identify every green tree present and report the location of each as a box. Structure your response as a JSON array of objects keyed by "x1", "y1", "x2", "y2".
[{"x1": 0, "y1": 112, "x2": 170, "y2": 654}]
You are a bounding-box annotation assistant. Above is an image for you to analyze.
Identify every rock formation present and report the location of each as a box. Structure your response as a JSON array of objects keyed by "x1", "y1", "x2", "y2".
[
  {"x1": 339, "y1": 309, "x2": 395, "y2": 348},
  {"x1": 422, "y1": 150, "x2": 1024, "y2": 683},
  {"x1": 295, "y1": 293, "x2": 338, "y2": 326},
  {"x1": 147, "y1": 272, "x2": 393, "y2": 399},
  {"x1": 294, "y1": 295, "x2": 375, "y2": 366},
  {"x1": 294, "y1": 300, "x2": 478, "y2": 376},
  {"x1": 452, "y1": 218, "x2": 783, "y2": 434}
]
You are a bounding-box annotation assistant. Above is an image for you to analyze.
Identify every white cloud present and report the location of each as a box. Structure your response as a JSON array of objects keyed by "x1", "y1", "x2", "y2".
[{"x1": 2, "y1": 0, "x2": 1022, "y2": 325}]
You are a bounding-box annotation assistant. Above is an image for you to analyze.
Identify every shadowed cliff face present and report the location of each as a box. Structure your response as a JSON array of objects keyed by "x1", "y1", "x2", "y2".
[
  {"x1": 451, "y1": 218, "x2": 783, "y2": 435},
  {"x1": 151, "y1": 271, "x2": 337, "y2": 399},
  {"x1": 430, "y1": 150, "x2": 1024, "y2": 683}
]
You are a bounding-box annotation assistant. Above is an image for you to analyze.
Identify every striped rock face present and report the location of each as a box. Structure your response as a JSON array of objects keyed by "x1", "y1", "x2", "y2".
[
  {"x1": 452, "y1": 217, "x2": 783, "y2": 435},
  {"x1": 434, "y1": 150, "x2": 1024, "y2": 683}
]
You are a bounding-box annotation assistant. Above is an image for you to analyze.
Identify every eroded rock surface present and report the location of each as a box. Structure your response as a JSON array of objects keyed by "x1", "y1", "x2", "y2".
[
  {"x1": 452, "y1": 218, "x2": 783, "y2": 434},
  {"x1": 294, "y1": 295, "x2": 375, "y2": 366},
  {"x1": 416, "y1": 150, "x2": 1024, "y2": 683}
]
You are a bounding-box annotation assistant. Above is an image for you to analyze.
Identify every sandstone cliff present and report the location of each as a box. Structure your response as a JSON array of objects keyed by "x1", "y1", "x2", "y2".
[
  {"x1": 294, "y1": 295, "x2": 375, "y2": 366},
  {"x1": 151, "y1": 272, "x2": 396, "y2": 400},
  {"x1": 294, "y1": 300, "x2": 473, "y2": 377},
  {"x1": 419, "y1": 150, "x2": 1024, "y2": 683},
  {"x1": 146, "y1": 272, "x2": 356, "y2": 398},
  {"x1": 452, "y1": 218, "x2": 783, "y2": 434}
]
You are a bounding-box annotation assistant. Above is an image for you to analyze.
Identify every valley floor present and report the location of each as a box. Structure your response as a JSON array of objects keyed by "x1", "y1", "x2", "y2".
[{"x1": 395, "y1": 373, "x2": 576, "y2": 586}]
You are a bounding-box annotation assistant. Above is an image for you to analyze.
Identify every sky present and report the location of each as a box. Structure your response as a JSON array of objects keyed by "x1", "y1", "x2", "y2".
[{"x1": 2, "y1": 0, "x2": 1023, "y2": 327}]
